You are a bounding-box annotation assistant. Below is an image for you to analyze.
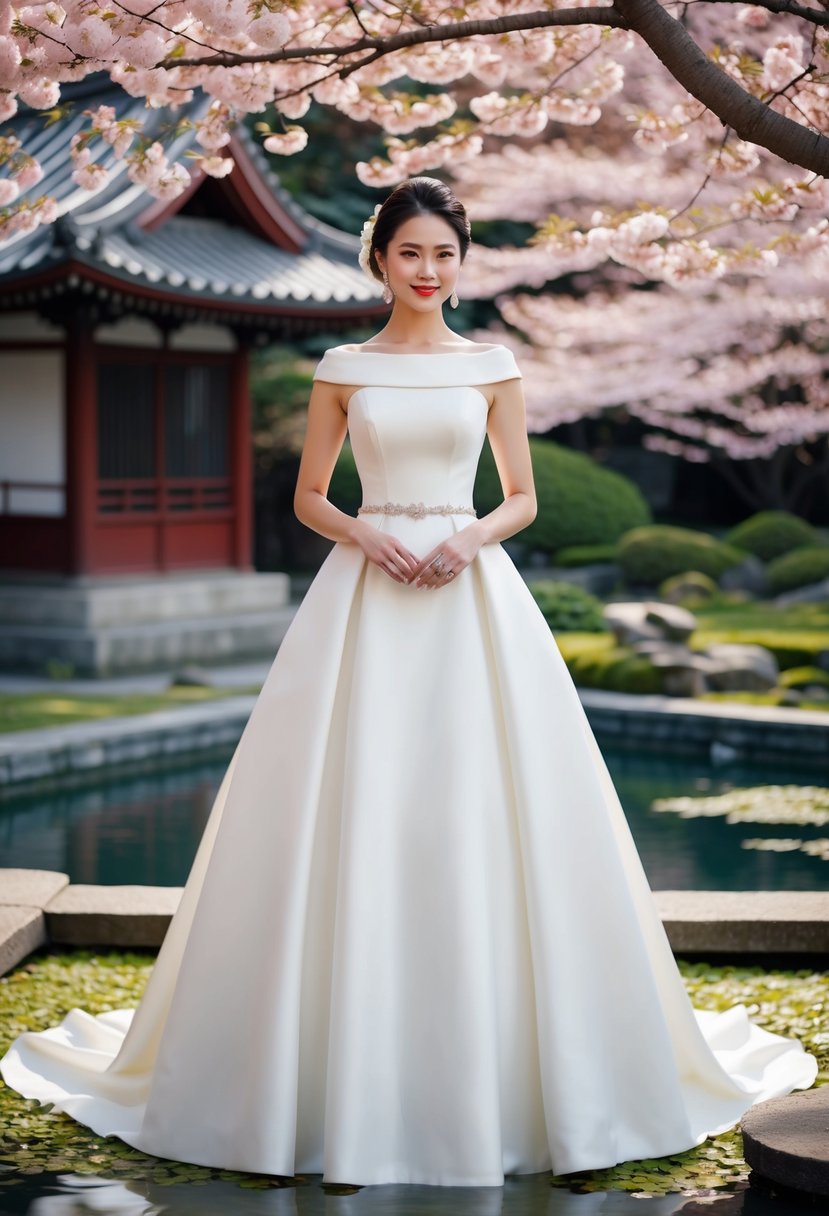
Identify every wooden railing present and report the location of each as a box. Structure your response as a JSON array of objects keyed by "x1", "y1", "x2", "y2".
[{"x1": 96, "y1": 478, "x2": 232, "y2": 515}]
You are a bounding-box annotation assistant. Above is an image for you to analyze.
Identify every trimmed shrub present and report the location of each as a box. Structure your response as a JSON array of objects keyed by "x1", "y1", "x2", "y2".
[
  {"x1": 726, "y1": 510, "x2": 823, "y2": 561},
  {"x1": 779, "y1": 666, "x2": 829, "y2": 690},
  {"x1": 566, "y1": 644, "x2": 666, "y2": 694},
  {"x1": 474, "y1": 438, "x2": 651, "y2": 554},
  {"x1": 659, "y1": 570, "x2": 718, "y2": 606},
  {"x1": 328, "y1": 437, "x2": 651, "y2": 556},
  {"x1": 617, "y1": 525, "x2": 745, "y2": 585},
  {"x1": 528, "y1": 580, "x2": 608, "y2": 633},
  {"x1": 554, "y1": 543, "x2": 619, "y2": 567},
  {"x1": 767, "y1": 547, "x2": 829, "y2": 594}
]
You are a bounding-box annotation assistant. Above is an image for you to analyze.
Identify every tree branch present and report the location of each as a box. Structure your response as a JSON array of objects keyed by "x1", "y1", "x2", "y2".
[
  {"x1": 718, "y1": 0, "x2": 829, "y2": 28},
  {"x1": 614, "y1": 0, "x2": 829, "y2": 175},
  {"x1": 168, "y1": 8, "x2": 627, "y2": 69}
]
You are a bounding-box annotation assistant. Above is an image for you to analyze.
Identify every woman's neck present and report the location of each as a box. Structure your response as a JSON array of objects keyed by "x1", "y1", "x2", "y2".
[{"x1": 369, "y1": 312, "x2": 458, "y2": 348}]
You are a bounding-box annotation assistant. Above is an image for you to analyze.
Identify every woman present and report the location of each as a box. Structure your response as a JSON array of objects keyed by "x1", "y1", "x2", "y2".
[{"x1": 0, "y1": 176, "x2": 817, "y2": 1188}]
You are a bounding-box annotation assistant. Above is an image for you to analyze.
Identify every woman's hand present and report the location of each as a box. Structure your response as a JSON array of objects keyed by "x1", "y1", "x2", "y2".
[
  {"x1": 410, "y1": 524, "x2": 484, "y2": 590},
  {"x1": 352, "y1": 519, "x2": 422, "y2": 584}
]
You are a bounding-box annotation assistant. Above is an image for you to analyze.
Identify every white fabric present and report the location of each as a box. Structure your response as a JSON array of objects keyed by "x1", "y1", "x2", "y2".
[{"x1": 1, "y1": 344, "x2": 817, "y2": 1187}]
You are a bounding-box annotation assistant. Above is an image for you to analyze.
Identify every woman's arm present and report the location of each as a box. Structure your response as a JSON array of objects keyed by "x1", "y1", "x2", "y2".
[
  {"x1": 470, "y1": 376, "x2": 538, "y2": 546},
  {"x1": 293, "y1": 379, "x2": 363, "y2": 544},
  {"x1": 292, "y1": 379, "x2": 421, "y2": 583}
]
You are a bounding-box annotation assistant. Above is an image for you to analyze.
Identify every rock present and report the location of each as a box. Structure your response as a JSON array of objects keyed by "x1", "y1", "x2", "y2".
[
  {"x1": 630, "y1": 641, "x2": 709, "y2": 697},
  {"x1": 701, "y1": 642, "x2": 779, "y2": 691},
  {"x1": 602, "y1": 601, "x2": 664, "y2": 644},
  {"x1": 169, "y1": 665, "x2": 215, "y2": 688},
  {"x1": 742, "y1": 1086, "x2": 829, "y2": 1198},
  {"x1": 774, "y1": 576, "x2": 829, "y2": 606},
  {"x1": 719, "y1": 554, "x2": 769, "y2": 595},
  {"x1": 644, "y1": 602, "x2": 698, "y2": 642}
]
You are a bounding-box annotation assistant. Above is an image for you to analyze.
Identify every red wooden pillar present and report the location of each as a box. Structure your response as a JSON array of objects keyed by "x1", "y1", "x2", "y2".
[
  {"x1": 230, "y1": 340, "x2": 253, "y2": 570},
  {"x1": 64, "y1": 310, "x2": 98, "y2": 576}
]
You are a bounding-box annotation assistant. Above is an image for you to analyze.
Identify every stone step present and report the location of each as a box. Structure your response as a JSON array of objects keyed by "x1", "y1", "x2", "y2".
[
  {"x1": 742, "y1": 1086, "x2": 829, "y2": 1198},
  {"x1": 0, "y1": 606, "x2": 297, "y2": 676},
  {"x1": 2, "y1": 873, "x2": 828, "y2": 975},
  {"x1": 0, "y1": 572, "x2": 291, "y2": 628}
]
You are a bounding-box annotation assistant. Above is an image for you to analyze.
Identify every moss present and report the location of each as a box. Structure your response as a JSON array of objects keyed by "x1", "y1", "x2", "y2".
[{"x1": 726, "y1": 511, "x2": 823, "y2": 562}]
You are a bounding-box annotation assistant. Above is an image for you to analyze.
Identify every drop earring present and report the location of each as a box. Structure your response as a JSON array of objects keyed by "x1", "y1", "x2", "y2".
[
  {"x1": 382, "y1": 271, "x2": 393, "y2": 305},
  {"x1": 450, "y1": 288, "x2": 459, "y2": 309}
]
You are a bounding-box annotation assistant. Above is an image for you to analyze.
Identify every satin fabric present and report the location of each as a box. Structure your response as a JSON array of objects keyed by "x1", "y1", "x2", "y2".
[{"x1": 0, "y1": 345, "x2": 817, "y2": 1186}]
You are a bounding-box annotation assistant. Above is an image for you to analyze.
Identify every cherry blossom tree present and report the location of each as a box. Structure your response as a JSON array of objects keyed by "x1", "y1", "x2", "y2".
[
  {"x1": 1, "y1": 0, "x2": 829, "y2": 282},
  {"x1": 466, "y1": 266, "x2": 829, "y2": 512}
]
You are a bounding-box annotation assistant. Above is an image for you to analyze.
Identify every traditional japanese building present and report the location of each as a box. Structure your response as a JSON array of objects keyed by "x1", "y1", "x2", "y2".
[{"x1": 0, "y1": 76, "x2": 385, "y2": 674}]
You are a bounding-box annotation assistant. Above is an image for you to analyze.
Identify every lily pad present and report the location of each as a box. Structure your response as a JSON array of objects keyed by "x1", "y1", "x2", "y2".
[{"x1": 0, "y1": 950, "x2": 826, "y2": 1195}]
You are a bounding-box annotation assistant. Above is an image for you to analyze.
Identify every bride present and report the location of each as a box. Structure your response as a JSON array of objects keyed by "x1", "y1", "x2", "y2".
[{"x1": 0, "y1": 176, "x2": 817, "y2": 1189}]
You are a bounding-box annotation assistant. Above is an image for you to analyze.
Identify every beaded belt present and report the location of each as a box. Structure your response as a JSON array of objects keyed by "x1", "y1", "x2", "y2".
[{"x1": 358, "y1": 501, "x2": 477, "y2": 520}]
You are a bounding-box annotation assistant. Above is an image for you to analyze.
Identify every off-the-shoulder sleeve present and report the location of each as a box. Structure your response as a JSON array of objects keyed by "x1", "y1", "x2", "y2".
[
  {"x1": 487, "y1": 345, "x2": 522, "y2": 382},
  {"x1": 312, "y1": 343, "x2": 522, "y2": 387},
  {"x1": 313, "y1": 347, "x2": 349, "y2": 383}
]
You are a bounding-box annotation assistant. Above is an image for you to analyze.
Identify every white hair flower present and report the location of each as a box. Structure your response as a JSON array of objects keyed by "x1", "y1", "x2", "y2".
[{"x1": 358, "y1": 203, "x2": 383, "y2": 280}]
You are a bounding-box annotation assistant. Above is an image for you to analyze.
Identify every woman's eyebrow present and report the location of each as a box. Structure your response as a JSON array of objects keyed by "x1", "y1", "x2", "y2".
[{"x1": 397, "y1": 241, "x2": 457, "y2": 249}]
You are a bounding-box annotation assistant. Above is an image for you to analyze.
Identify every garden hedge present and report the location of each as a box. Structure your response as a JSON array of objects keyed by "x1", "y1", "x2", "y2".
[
  {"x1": 767, "y1": 546, "x2": 829, "y2": 594},
  {"x1": 326, "y1": 438, "x2": 652, "y2": 557},
  {"x1": 528, "y1": 580, "x2": 608, "y2": 633},
  {"x1": 617, "y1": 525, "x2": 745, "y2": 585},
  {"x1": 565, "y1": 644, "x2": 667, "y2": 694},
  {"x1": 725, "y1": 510, "x2": 823, "y2": 561}
]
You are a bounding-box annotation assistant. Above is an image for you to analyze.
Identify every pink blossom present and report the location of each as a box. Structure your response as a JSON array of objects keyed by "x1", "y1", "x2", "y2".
[
  {"x1": 198, "y1": 154, "x2": 233, "y2": 178},
  {"x1": 72, "y1": 160, "x2": 109, "y2": 191},
  {"x1": 263, "y1": 127, "x2": 308, "y2": 155}
]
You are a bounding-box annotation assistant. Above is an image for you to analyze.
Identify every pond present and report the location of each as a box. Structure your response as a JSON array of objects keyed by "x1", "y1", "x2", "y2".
[
  {"x1": 0, "y1": 1172, "x2": 821, "y2": 1215},
  {"x1": 0, "y1": 745, "x2": 827, "y2": 890}
]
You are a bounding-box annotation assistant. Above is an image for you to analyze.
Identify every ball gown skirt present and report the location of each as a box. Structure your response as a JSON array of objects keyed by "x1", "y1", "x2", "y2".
[{"x1": 0, "y1": 345, "x2": 817, "y2": 1187}]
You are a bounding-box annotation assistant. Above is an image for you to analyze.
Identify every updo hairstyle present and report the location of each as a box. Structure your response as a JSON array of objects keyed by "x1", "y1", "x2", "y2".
[{"x1": 367, "y1": 177, "x2": 472, "y2": 282}]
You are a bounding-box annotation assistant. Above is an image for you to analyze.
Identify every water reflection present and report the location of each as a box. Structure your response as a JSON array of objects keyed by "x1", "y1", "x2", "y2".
[
  {"x1": 1, "y1": 747, "x2": 828, "y2": 890},
  {"x1": 8, "y1": 1172, "x2": 811, "y2": 1216}
]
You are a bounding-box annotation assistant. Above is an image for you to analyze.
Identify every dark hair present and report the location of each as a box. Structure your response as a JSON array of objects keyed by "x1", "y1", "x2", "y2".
[{"x1": 368, "y1": 177, "x2": 471, "y2": 281}]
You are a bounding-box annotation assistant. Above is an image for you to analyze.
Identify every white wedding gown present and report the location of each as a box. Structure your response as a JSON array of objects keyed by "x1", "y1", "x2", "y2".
[{"x1": 1, "y1": 345, "x2": 817, "y2": 1187}]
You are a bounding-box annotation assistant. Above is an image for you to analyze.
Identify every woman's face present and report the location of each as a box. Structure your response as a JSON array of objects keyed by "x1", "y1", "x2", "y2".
[{"x1": 376, "y1": 211, "x2": 461, "y2": 311}]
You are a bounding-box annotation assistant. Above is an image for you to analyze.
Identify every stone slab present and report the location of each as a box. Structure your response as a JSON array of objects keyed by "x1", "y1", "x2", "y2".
[
  {"x1": 0, "y1": 867, "x2": 70, "y2": 907},
  {"x1": 654, "y1": 891, "x2": 829, "y2": 954},
  {"x1": 0, "y1": 905, "x2": 47, "y2": 975},
  {"x1": 579, "y1": 688, "x2": 829, "y2": 765},
  {"x1": 45, "y1": 883, "x2": 183, "y2": 948},
  {"x1": 0, "y1": 696, "x2": 257, "y2": 793},
  {"x1": 742, "y1": 1086, "x2": 829, "y2": 1198}
]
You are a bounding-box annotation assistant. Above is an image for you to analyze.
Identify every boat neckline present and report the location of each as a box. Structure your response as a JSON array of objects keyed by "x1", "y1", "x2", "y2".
[{"x1": 330, "y1": 344, "x2": 504, "y2": 357}]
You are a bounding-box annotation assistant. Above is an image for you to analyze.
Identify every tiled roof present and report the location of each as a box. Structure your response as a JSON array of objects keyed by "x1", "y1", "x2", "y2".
[{"x1": 0, "y1": 75, "x2": 383, "y2": 314}]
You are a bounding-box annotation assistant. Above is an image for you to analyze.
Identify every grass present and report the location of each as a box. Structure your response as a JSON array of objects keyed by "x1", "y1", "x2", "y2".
[
  {"x1": 0, "y1": 949, "x2": 825, "y2": 1197},
  {"x1": 0, "y1": 686, "x2": 263, "y2": 734}
]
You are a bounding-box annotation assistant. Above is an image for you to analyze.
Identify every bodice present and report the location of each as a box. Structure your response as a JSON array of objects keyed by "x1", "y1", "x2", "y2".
[{"x1": 312, "y1": 344, "x2": 522, "y2": 510}]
